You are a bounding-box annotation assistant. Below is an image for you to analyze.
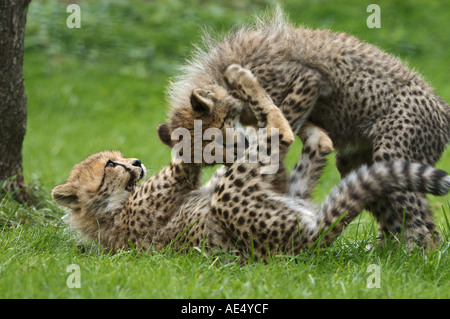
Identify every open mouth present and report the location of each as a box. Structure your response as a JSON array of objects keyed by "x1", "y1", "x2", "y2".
[
  {"x1": 125, "y1": 168, "x2": 145, "y2": 192},
  {"x1": 125, "y1": 178, "x2": 137, "y2": 192}
]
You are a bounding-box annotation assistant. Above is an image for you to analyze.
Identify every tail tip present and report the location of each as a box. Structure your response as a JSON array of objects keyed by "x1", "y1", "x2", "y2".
[{"x1": 445, "y1": 175, "x2": 450, "y2": 188}]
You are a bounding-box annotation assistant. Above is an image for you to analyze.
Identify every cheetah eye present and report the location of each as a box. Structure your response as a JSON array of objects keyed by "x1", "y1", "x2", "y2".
[{"x1": 105, "y1": 160, "x2": 116, "y2": 168}]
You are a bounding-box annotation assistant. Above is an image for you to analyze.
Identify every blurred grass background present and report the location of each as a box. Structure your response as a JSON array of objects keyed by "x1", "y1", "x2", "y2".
[{"x1": 0, "y1": 0, "x2": 448, "y2": 298}]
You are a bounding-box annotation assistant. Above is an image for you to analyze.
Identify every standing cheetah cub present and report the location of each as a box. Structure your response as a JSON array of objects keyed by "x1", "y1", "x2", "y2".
[
  {"x1": 164, "y1": 8, "x2": 450, "y2": 248},
  {"x1": 52, "y1": 65, "x2": 450, "y2": 259}
]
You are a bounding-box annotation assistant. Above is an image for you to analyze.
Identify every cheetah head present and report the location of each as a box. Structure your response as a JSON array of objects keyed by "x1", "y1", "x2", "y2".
[
  {"x1": 158, "y1": 84, "x2": 245, "y2": 164},
  {"x1": 52, "y1": 151, "x2": 146, "y2": 226}
]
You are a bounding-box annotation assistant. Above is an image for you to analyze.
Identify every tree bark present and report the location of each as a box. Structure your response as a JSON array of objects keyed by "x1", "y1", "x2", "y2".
[{"x1": 0, "y1": 0, "x2": 31, "y2": 202}]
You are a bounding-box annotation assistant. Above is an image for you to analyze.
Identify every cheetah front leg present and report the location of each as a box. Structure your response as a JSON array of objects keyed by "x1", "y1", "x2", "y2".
[
  {"x1": 225, "y1": 64, "x2": 295, "y2": 147},
  {"x1": 235, "y1": 66, "x2": 330, "y2": 135},
  {"x1": 225, "y1": 64, "x2": 294, "y2": 191}
]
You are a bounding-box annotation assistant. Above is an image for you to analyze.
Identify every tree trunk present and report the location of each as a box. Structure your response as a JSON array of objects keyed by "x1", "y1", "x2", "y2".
[{"x1": 0, "y1": 0, "x2": 31, "y2": 202}]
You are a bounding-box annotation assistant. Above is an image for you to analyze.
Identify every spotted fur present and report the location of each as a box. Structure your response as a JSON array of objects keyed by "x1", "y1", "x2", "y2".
[{"x1": 165, "y1": 8, "x2": 450, "y2": 248}]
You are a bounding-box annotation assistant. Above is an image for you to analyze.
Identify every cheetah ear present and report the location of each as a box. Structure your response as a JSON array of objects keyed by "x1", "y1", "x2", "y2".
[
  {"x1": 190, "y1": 89, "x2": 215, "y2": 114},
  {"x1": 52, "y1": 183, "x2": 79, "y2": 208},
  {"x1": 157, "y1": 122, "x2": 172, "y2": 147}
]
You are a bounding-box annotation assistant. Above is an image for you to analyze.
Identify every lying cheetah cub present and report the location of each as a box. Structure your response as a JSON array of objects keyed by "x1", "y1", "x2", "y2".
[{"x1": 52, "y1": 65, "x2": 450, "y2": 259}]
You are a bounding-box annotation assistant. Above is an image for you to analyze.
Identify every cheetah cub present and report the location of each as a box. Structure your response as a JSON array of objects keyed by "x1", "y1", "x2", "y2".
[
  {"x1": 164, "y1": 8, "x2": 450, "y2": 248},
  {"x1": 53, "y1": 65, "x2": 450, "y2": 259}
]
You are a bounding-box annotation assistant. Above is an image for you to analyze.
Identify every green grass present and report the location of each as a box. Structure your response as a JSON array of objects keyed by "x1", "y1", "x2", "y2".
[
  {"x1": 0, "y1": 212, "x2": 449, "y2": 298},
  {"x1": 0, "y1": 0, "x2": 449, "y2": 299}
]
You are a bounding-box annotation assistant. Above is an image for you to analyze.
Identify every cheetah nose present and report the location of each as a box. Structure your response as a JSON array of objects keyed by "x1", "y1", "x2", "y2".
[{"x1": 132, "y1": 159, "x2": 142, "y2": 167}]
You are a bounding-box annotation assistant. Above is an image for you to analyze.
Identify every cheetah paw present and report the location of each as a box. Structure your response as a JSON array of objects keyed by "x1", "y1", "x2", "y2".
[
  {"x1": 298, "y1": 122, "x2": 334, "y2": 154},
  {"x1": 224, "y1": 64, "x2": 259, "y2": 100}
]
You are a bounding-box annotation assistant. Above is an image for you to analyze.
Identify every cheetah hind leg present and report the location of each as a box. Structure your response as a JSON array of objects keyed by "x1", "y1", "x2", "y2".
[{"x1": 288, "y1": 122, "x2": 334, "y2": 200}]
